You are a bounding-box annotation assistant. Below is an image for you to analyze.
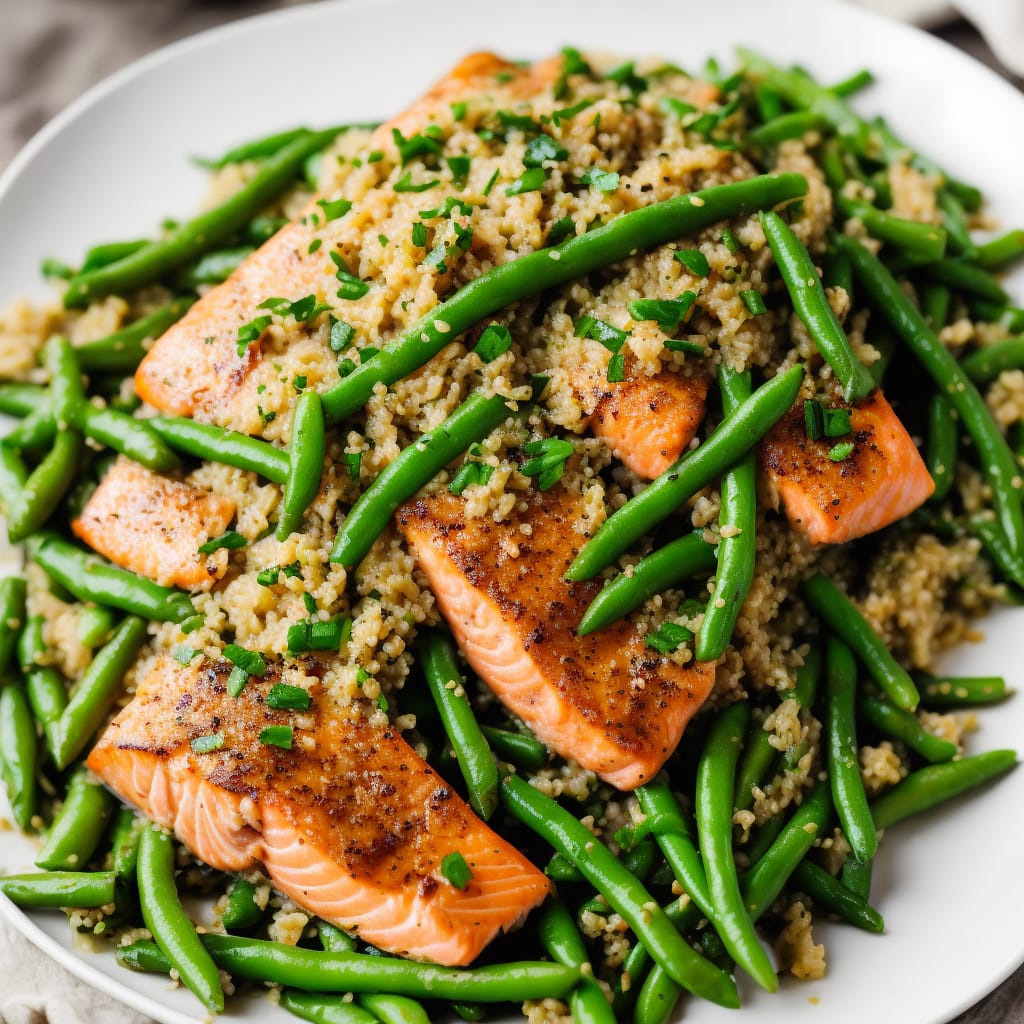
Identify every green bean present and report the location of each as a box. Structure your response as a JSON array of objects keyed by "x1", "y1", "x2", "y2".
[
  {"x1": 0, "y1": 576, "x2": 27, "y2": 678},
  {"x1": 64, "y1": 128, "x2": 344, "y2": 307},
  {"x1": 747, "y1": 110, "x2": 828, "y2": 147},
  {"x1": 741, "y1": 779, "x2": 832, "y2": 920},
  {"x1": 149, "y1": 416, "x2": 289, "y2": 483},
  {"x1": 77, "y1": 603, "x2": 117, "y2": 647},
  {"x1": 633, "y1": 962, "x2": 683, "y2": 1024},
  {"x1": 356, "y1": 994, "x2": 430, "y2": 1024},
  {"x1": 970, "y1": 299, "x2": 1024, "y2": 333},
  {"x1": 319, "y1": 921, "x2": 359, "y2": 953},
  {"x1": 915, "y1": 258, "x2": 1008, "y2": 303},
  {"x1": 478, "y1": 725, "x2": 548, "y2": 770},
  {"x1": 839, "y1": 854, "x2": 873, "y2": 902},
  {"x1": 420, "y1": 630, "x2": 498, "y2": 820},
  {"x1": 836, "y1": 197, "x2": 947, "y2": 263},
  {"x1": 118, "y1": 933, "x2": 581, "y2": 1002},
  {"x1": 695, "y1": 703, "x2": 778, "y2": 992},
  {"x1": 959, "y1": 337, "x2": 1024, "y2": 384},
  {"x1": 501, "y1": 773, "x2": 738, "y2": 1008},
  {"x1": 974, "y1": 228, "x2": 1024, "y2": 269},
  {"x1": 197, "y1": 123, "x2": 378, "y2": 169},
  {"x1": 789, "y1": 860, "x2": 884, "y2": 932},
  {"x1": 0, "y1": 685, "x2": 38, "y2": 829},
  {"x1": 1, "y1": 400, "x2": 56, "y2": 452},
  {"x1": 567, "y1": 364, "x2": 804, "y2": 581},
  {"x1": 968, "y1": 512, "x2": 1024, "y2": 590},
  {"x1": 175, "y1": 247, "x2": 255, "y2": 290},
  {"x1": 280, "y1": 991, "x2": 379, "y2": 1024},
  {"x1": 137, "y1": 824, "x2": 224, "y2": 1013},
  {"x1": 74, "y1": 298, "x2": 195, "y2": 374},
  {"x1": 36, "y1": 765, "x2": 116, "y2": 871},
  {"x1": 278, "y1": 391, "x2": 326, "y2": 540},
  {"x1": 221, "y1": 878, "x2": 267, "y2": 931},
  {"x1": 28, "y1": 532, "x2": 197, "y2": 623},
  {"x1": 6, "y1": 430, "x2": 83, "y2": 543},
  {"x1": 109, "y1": 807, "x2": 145, "y2": 880},
  {"x1": 913, "y1": 672, "x2": 1008, "y2": 707},
  {"x1": 25, "y1": 666, "x2": 68, "y2": 756},
  {"x1": 0, "y1": 383, "x2": 47, "y2": 417},
  {"x1": 870, "y1": 749, "x2": 1017, "y2": 830},
  {"x1": 0, "y1": 870, "x2": 117, "y2": 908},
  {"x1": 754, "y1": 83, "x2": 783, "y2": 122},
  {"x1": 824, "y1": 637, "x2": 877, "y2": 863},
  {"x1": 830, "y1": 68, "x2": 875, "y2": 97},
  {"x1": 51, "y1": 615, "x2": 148, "y2": 769},
  {"x1": 578, "y1": 531, "x2": 717, "y2": 636},
  {"x1": 926, "y1": 394, "x2": 957, "y2": 502},
  {"x1": 80, "y1": 239, "x2": 149, "y2": 272},
  {"x1": 760, "y1": 211, "x2": 873, "y2": 400},
  {"x1": 936, "y1": 190, "x2": 976, "y2": 259},
  {"x1": 448, "y1": 1002, "x2": 485, "y2": 1022},
  {"x1": 744, "y1": 811, "x2": 787, "y2": 864},
  {"x1": 780, "y1": 643, "x2": 822, "y2": 709},
  {"x1": 696, "y1": 367, "x2": 756, "y2": 661},
  {"x1": 920, "y1": 282, "x2": 951, "y2": 333},
  {"x1": 538, "y1": 900, "x2": 617, "y2": 1024},
  {"x1": 734, "y1": 716, "x2": 778, "y2": 812},
  {"x1": 802, "y1": 572, "x2": 919, "y2": 711},
  {"x1": 858, "y1": 693, "x2": 958, "y2": 763},
  {"x1": 321, "y1": 173, "x2": 808, "y2": 424},
  {"x1": 331, "y1": 392, "x2": 512, "y2": 568},
  {"x1": 18, "y1": 613, "x2": 46, "y2": 672}
]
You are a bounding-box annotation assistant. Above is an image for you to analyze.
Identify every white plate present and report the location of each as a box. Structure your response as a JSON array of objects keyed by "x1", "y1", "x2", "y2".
[{"x1": 1, "y1": 0, "x2": 1022, "y2": 1021}]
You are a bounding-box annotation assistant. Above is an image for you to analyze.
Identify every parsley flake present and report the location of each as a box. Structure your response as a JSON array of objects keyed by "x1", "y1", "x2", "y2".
[
  {"x1": 473, "y1": 324, "x2": 513, "y2": 363},
  {"x1": 394, "y1": 171, "x2": 441, "y2": 193},
  {"x1": 521, "y1": 437, "x2": 574, "y2": 490},
  {"x1": 505, "y1": 167, "x2": 547, "y2": 196},
  {"x1": 646, "y1": 620, "x2": 694, "y2": 654},
  {"x1": 675, "y1": 249, "x2": 711, "y2": 278},
  {"x1": 524, "y1": 134, "x2": 569, "y2": 168},
  {"x1": 266, "y1": 683, "x2": 312, "y2": 712},
  {"x1": 606, "y1": 352, "x2": 626, "y2": 383},
  {"x1": 316, "y1": 196, "x2": 353, "y2": 221},
  {"x1": 329, "y1": 318, "x2": 356, "y2": 352},
  {"x1": 578, "y1": 167, "x2": 620, "y2": 193},
  {"x1": 575, "y1": 315, "x2": 629, "y2": 352}
]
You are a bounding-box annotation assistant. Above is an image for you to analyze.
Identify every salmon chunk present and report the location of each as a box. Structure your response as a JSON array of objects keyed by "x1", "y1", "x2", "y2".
[
  {"x1": 398, "y1": 488, "x2": 716, "y2": 790},
  {"x1": 760, "y1": 389, "x2": 935, "y2": 545},
  {"x1": 72, "y1": 458, "x2": 236, "y2": 589},
  {"x1": 589, "y1": 372, "x2": 709, "y2": 480},
  {"x1": 133, "y1": 53, "x2": 548, "y2": 425},
  {"x1": 87, "y1": 656, "x2": 550, "y2": 965}
]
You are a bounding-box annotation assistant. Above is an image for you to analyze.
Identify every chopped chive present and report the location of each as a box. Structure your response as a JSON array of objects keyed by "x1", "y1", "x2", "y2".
[
  {"x1": 721, "y1": 228, "x2": 739, "y2": 253},
  {"x1": 344, "y1": 451, "x2": 362, "y2": 479},
  {"x1": 441, "y1": 851, "x2": 473, "y2": 889},
  {"x1": 741, "y1": 289, "x2": 767, "y2": 315},
  {"x1": 266, "y1": 683, "x2": 312, "y2": 712},
  {"x1": 224, "y1": 644, "x2": 267, "y2": 677},
  {"x1": 172, "y1": 644, "x2": 200, "y2": 667},
  {"x1": 259, "y1": 725, "x2": 293, "y2": 749},
  {"x1": 804, "y1": 399, "x2": 826, "y2": 441},
  {"x1": 482, "y1": 168, "x2": 500, "y2": 196},
  {"x1": 675, "y1": 248, "x2": 711, "y2": 277},
  {"x1": 226, "y1": 665, "x2": 250, "y2": 699},
  {"x1": 664, "y1": 338, "x2": 705, "y2": 356},
  {"x1": 307, "y1": 239, "x2": 322, "y2": 255},
  {"x1": 829, "y1": 441, "x2": 855, "y2": 462},
  {"x1": 473, "y1": 324, "x2": 513, "y2": 363},
  {"x1": 191, "y1": 732, "x2": 225, "y2": 754},
  {"x1": 302, "y1": 592, "x2": 318, "y2": 616},
  {"x1": 197, "y1": 531, "x2": 247, "y2": 555},
  {"x1": 505, "y1": 167, "x2": 547, "y2": 196}
]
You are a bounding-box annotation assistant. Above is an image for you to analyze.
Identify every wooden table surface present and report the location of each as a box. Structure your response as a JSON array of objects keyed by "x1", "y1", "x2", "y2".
[{"x1": 0, "y1": 2, "x2": 1021, "y2": 1022}]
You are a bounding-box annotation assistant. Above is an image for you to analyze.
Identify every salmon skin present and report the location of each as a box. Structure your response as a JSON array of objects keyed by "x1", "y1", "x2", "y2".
[
  {"x1": 133, "y1": 53, "x2": 546, "y2": 426},
  {"x1": 87, "y1": 656, "x2": 550, "y2": 965},
  {"x1": 760, "y1": 389, "x2": 935, "y2": 545},
  {"x1": 72, "y1": 458, "x2": 236, "y2": 590},
  {"x1": 398, "y1": 488, "x2": 716, "y2": 790},
  {"x1": 589, "y1": 372, "x2": 709, "y2": 480}
]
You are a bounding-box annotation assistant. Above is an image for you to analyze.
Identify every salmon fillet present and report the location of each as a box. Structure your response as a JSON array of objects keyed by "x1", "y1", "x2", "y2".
[
  {"x1": 760, "y1": 389, "x2": 935, "y2": 545},
  {"x1": 87, "y1": 656, "x2": 550, "y2": 965},
  {"x1": 134, "y1": 53, "x2": 550, "y2": 424},
  {"x1": 397, "y1": 488, "x2": 716, "y2": 790},
  {"x1": 72, "y1": 458, "x2": 236, "y2": 589},
  {"x1": 589, "y1": 372, "x2": 709, "y2": 479}
]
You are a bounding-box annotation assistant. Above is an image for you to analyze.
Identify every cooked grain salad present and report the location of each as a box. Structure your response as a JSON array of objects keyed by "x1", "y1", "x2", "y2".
[{"x1": 0, "y1": 44, "x2": 1020, "y2": 1022}]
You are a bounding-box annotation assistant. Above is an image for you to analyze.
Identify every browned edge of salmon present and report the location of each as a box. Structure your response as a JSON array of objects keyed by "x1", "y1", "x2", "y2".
[
  {"x1": 72, "y1": 457, "x2": 236, "y2": 589},
  {"x1": 87, "y1": 655, "x2": 551, "y2": 965},
  {"x1": 760, "y1": 388, "x2": 935, "y2": 545},
  {"x1": 397, "y1": 487, "x2": 716, "y2": 790},
  {"x1": 133, "y1": 53, "x2": 553, "y2": 422},
  {"x1": 589, "y1": 372, "x2": 709, "y2": 480}
]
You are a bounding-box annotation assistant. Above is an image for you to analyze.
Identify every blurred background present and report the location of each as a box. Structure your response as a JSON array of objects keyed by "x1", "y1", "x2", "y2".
[{"x1": 0, "y1": 1, "x2": 1022, "y2": 1022}]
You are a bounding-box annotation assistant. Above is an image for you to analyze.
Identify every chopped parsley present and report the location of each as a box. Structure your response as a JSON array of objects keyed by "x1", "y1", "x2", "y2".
[
  {"x1": 721, "y1": 228, "x2": 740, "y2": 253},
  {"x1": 287, "y1": 616, "x2": 352, "y2": 654},
  {"x1": 441, "y1": 851, "x2": 473, "y2": 890},
  {"x1": 236, "y1": 314, "x2": 272, "y2": 357},
  {"x1": 505, "y1": 167, "x2": 547, "y2": 196},
  {"x1": 578, "y1": 167, "x2": 620, "y2": 193},
  {"x1": 553, "y1": 46, "x2": 592, "y2": 100},
  {"x1": 266, "y1": 683, "x2": 312, "y2": 712},
  {"x1": 546, "y1": 217, "x2": 575, "y2": 246},
  {"x1": 411, "y1": 221, "x2": 428, "y2": 247},
  {"x1": 627, "y1": 293, "x2": 697, "y2": 333},
  {"x1": 197, "y1": 531, "x2": 247, "y2": 555},
  {"x1": 316, "y1": 196, "x2": 353, "y2": 221},
  {"x1": 257, "y1": 561, "x2": 302, "y2": 587},
  {"x1": 172, "y1": 644, "x2": 201, "y2": 666},
  {"x1": 449, "y1": 444, "x2": 495, "y2": 496},
  {"x1": 645, "y1": 620, "x2": 695, "y2": 654},
  {"x1": 473, "y1": 324, "x2": 513, "y2": 363},
  {"x1": 523, "y1": 134, "x2": 569, "y2": 168},
  {"x1": 419, "y1": 196, "x2": 473, "y2": 220},
  {"x1": 605, "y1": 61, "x2": 648, "y2": 95},
  {"x1": 675, "y1": 249, "x2": 711, "y2": 278},
  {"x1": 497, "y1": 110, "x2": 543, "y2": 134},
  {"x1": 606, "y1": 352, "x2": 626, "y2": 383},
  {"x1": 659, "y1": 96, "x2": 698, "y2": 120},
  {"x1": 521, "y1": 437, "x2": 574, "y2": 490},
  {"x1": 330, "y1": 252, "x2": 370, "y2": 300},
  {"x1": 259, "y1": 725, "x2": 293, "y2": 750},
  {"x1": 190, "y1": 733, "x2": 224, "y2": 754},
  {"x1": 329, "y1": 317, "x2": 356, "y2": 352},
  {"x1": 450, "y1": 100, "x2": 468, "y2": 122},
  {"x1": 447, "y1": 155, "x2": 471, "y2": 185},
  {"x1": 392, "y1": 125, "x2": 444, "y2": 166},
  {"x1": 804, "y1": 401, "x2": 853, "y2": 442},
  {"x1": 575, "y1": 315, "x2": 629, "y2": 352},
  {"x1": 551, "y1": 98, "x2": 594, "y2": 126},
  {"x1": 394, "y1": 171, "x2": 440, "y2": 193}
]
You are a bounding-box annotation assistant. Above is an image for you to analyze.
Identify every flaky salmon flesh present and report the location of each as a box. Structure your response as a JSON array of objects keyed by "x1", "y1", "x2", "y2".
[
  {"x1": 86, "y1": 656, "x2": 550, "y2": 965},
  {"x1": 761, "y1": 389, "x2": 935, "y2": 545},
  {"x1": 398, "y1": 486, "x2": 717, "y2": 791}
]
